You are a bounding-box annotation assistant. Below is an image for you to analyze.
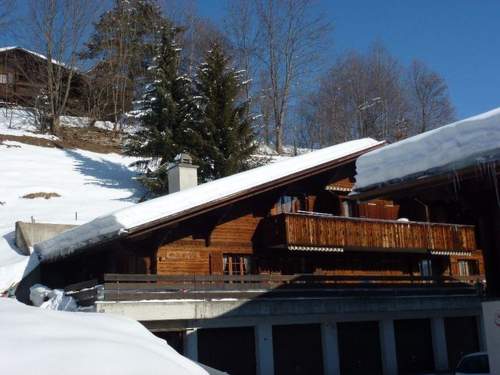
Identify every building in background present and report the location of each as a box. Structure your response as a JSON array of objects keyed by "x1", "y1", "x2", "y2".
[{"x1": 0, "y1": 46, "x2": 86, "y2": 114}]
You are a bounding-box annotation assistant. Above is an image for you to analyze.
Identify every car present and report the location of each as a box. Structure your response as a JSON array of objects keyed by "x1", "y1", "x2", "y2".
[{"x1": 455, "y1": 352, "x2": 490, "y2": 375}]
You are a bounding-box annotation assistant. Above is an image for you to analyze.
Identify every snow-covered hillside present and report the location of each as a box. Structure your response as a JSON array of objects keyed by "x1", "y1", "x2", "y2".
[
  {"x1": 0, "y1": 140, "x2": 144, "y2": 291},
  {"x1": 0, "y1": 106, "x2": 118, "y2": 139}
]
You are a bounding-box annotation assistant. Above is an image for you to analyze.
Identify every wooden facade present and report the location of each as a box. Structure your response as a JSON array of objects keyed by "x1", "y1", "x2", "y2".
[
  {"x1": 0, "y1": 47, "x2": 85, "y2": 113},
  {"x1": 41, "y1": 156, "x2": 486, "y2": 295}
]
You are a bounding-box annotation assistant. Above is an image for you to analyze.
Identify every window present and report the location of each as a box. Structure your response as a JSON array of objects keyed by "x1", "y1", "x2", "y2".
[
  {"x1": 275, "y1": 194, "x2": 304, "y2": 214},
  {"x1": 0, "y1": 73, "x2": 14, "y2": 84},
  {"x1": 458, "y1": 260, "x2": 480, "y2": 276},
  {"x1": 223, "y1": 254, "x2": 252, "y2": 275},
  {"x1": 341, "y1": 200, "x2": 351, "y2": 217},
  {"x1": 419, "y1": 259, "x2": 432, "y2": 277},
  {"x1": 276, "y1": 195, "x2": 293, "y2": 214}
]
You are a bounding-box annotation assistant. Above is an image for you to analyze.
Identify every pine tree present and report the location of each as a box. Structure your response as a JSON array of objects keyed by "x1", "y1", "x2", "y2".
[
  {"x1": 193, "y1": 43, "x2": 256, "y2": 181},
  {"x1": 125, "y1": 25, "x2": 196, "y2": 194}
]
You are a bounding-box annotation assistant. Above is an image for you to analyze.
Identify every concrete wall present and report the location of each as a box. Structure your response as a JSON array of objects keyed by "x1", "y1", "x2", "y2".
[
  {"x1": 482, "y1": 300, "x2": 500, "y2": 373},
  {"x1": 15, "y1": 221, "x2": 76, "y2": 255},
  {"x1": 97, "y1": 294, "x2": 481, "y2": 323}
]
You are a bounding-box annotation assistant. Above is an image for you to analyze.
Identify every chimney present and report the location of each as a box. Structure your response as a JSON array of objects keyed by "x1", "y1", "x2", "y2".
[{"x1": 167, "y1": 153, "x2": 199, "y2": 194}]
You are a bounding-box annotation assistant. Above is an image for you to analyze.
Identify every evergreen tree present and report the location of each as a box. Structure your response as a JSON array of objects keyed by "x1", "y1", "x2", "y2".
[
  {"x1": 193, "y1": 43, "x2": 256, "y2": 181},
  {"x1": 125, "y1": 25, "x2": 196, "y2": 194}
]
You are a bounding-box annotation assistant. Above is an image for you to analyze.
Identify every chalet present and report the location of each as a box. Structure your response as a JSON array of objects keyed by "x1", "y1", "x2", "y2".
[
  {"x1": 30, "y1": 138, "x2": 485, "y2": 375},
  {"x1": 0, "y1": 46, "x2": 86, "y2": 113}
]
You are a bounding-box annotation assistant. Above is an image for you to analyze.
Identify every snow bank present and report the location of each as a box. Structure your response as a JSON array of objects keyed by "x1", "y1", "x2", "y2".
[
  {"x1": 354, "y1": 107, "x2": 500, "y2": 191},
  {"x1": 0, "y1": 298, "x2": 208, "y2": 375},
  {"x1": 0, "y1": 107, "x2": 58, "y2": 140},
  {"x1": 0, "y1": 106, "x2": 117, "y2": 139},
  {"x1": 0, "y1": 141, "x2": 143, "y2": 292},
  {"x1": 36, "y1": 138, "x2": 382, "y2": 262}
]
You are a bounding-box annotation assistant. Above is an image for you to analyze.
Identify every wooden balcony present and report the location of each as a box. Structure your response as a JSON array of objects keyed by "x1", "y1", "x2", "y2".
[{"x1": 262, "y1": 213, "x2": 477, "y2": 254}]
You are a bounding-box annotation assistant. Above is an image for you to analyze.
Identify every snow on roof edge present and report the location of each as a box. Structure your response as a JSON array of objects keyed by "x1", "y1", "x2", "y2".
[
  {"x1": 353, "y1": 107, "x2": 500, "y2": 193},
  {"x1": 0, "y1": 46, "x2": 68, "y2": 68},
  {"x1": 35, "y1": 138, "x2": 383, "y2": 263}
]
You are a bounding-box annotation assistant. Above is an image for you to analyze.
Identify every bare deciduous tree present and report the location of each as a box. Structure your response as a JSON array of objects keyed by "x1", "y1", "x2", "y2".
[
  {"x1": 162, "y1": 0, "x2": 228, "y2": 74},
  {"x1": 29, "y1": 0, "x2": 98, "y2": 134},
  {"x1": 256, "y1": 0, "x2": 332, "y2": 153},
  {"x1": 297, "y1": 44, "x2": 456, "y2": 147},
  {"x1": 81, "y1": 1, "x2": 165, "y2": 129},
  {"x1": 297, "y1": 44, "x2": 411, "y2": 146},
  {"x1": 224, "y1": 0, "x2": 260, "y2": 100},
  {"x1": 407, "y1": 59, "x2": 455, "y2": 134}
]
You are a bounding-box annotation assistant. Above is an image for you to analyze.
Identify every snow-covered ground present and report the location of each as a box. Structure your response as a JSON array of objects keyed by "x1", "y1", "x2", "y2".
[
  {"x1": 0, "y1": 106, "x2": 122, "y2": 140},
  {"x1": 354, "y1": 107, "x2": 500, "y2": 191},
  {"x1": 0, "y1": 107, "x2": 58, "y2": 140},
  {"x1": 0, "y1": 298, "x2": 208, "y2": 374},
  {"x1": 0, "y1": 140, "x2": 144, "y2": 291}
]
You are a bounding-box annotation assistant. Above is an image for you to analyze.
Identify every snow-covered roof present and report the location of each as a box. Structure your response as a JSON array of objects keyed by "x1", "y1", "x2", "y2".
[
  {"x1": 0, "y1": 298, "x2": 208, "y2": 375},
  {"x1": 35, "y1": 138, "x2": 383, "y2": 262},
  {"x1": 354, "y1": 107, "x2": 500, "y2": 193},
  {"x1": 0, "y1": 46, "x2": 67, "y2": 67}
]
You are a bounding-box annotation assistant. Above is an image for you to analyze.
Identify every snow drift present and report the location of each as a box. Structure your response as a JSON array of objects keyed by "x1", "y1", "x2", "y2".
[
  {"x1": 0, "y1": 298, "x2": 208, "y2": 375},
  {"x1": 35, "y1": 138, "x2": 382, "y2": 262},
  {"x1": 354, "y1": 107, "x2": 500, "y2": 192}
]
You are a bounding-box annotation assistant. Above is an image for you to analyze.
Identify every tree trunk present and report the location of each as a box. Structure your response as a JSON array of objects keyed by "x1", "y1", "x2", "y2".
[
  {"x1": 50, "y1": 116, "x2": 61, "y2": 135},
  {"x1": 275, "y1": 124, "x2": 283, "y2": 153}
]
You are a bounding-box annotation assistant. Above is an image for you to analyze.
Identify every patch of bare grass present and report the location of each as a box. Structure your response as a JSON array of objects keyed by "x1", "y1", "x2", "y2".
[{"x1": 22, "y1": 192, "x2": 61, "y2": 200}]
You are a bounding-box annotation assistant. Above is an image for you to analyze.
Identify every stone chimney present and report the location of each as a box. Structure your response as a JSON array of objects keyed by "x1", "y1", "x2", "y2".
[{"x1": 167, "y1": 153, "x2": 199, "y2": 194}]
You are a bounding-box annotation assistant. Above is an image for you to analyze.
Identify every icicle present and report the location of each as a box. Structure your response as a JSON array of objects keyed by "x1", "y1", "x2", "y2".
[
  {"x1": 451, "y1": 170, "x2": 461, "y2": 199},
  {"x1": 487, "y1": 160, "x2": 500, "y2": 208}
]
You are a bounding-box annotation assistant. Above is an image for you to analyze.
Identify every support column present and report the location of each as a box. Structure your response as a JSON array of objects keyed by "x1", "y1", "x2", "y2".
[
  {"x1": 255, "y1": 323, "x2": 274, "y2": 375},
  {"x1": 431, "y1": 317, "x2": 449, "y2": 371},
  {"x1": 477, "y1": 314, "x2": 487, "y2": 351},
  {"x1": 321, "y1": 322, "x2": 341, "y2": 375},
  {"x1": 184, "y1": 328, "x2": 198, "y2": 362},
  {"x1": 379, "y1": 319, "x2": 398, "y2": 375}
]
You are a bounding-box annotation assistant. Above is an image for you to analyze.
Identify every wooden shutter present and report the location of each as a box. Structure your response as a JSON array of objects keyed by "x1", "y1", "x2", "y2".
[{"x1": 209, "y1": 252, "x2": 224, "y2": 275}]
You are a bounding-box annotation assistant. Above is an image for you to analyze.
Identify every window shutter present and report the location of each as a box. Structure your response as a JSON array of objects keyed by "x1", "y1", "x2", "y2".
[{"x1": 209, "y1": 252, "x2": 224, "y2": 275}]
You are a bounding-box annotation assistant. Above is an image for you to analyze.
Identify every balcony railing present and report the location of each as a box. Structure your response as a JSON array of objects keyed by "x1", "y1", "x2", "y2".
[
  {"x1": 64, "y1": 273, "x2": 485, "y2": 304},
  {"x1": 261, "y1": 212, "x2": 477, "y2": 253}
]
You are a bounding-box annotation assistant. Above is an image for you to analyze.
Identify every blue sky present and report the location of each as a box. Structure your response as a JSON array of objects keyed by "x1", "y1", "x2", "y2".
[
  {"x1": 2, "y1": 0, "x2": 498, "y2": 119},
  {"x1": 195, "y1": 0, "x2": 500, "y2": 119}
]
